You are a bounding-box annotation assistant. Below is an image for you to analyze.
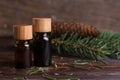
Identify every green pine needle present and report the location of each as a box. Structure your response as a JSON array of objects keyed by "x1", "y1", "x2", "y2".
[
  {"x1": 13, "y1": 77, "x2": 27, "y2": 80},
  {"x1": 26, "y1": 67, "x2": 49, "y2": 75},
  {"x1": 52, "y1": 31, "x2": 120, "y2": 60}
]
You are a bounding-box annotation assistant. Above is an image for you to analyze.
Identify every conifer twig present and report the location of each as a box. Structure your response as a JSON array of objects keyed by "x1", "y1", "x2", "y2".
[
  {"x1": 52, "y1": 39, "x2": 103, "y2": 54},
  {"x1": 52, "y1": 31, "x2": 120, "y2": 60}
]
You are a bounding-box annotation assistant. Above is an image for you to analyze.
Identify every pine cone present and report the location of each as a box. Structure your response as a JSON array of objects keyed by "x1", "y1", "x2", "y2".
[{"x1": 52, "y1": 21, "x2": 100, "y2": 38}]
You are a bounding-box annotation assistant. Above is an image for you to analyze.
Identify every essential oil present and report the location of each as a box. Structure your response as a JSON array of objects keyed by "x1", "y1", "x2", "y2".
[
  {"x1": 33, "y1": 18, "x2": 52, "y2": 67},
  {"x1": 13, "y1": 25, "x2": 32, "y2": 68}
]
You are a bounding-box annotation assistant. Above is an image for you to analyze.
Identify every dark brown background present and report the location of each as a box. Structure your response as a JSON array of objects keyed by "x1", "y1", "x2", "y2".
[{"x1": 0, "y1": 0, "x2": 120, "y2": 36}]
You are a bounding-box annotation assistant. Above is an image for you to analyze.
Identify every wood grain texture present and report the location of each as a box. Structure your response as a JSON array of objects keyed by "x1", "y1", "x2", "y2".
[{"x1": 0, "y1": 0, "x2": 120, "y2": 36}]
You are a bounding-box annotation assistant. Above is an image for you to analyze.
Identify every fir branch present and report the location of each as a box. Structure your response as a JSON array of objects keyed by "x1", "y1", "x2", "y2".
[
  {"x1": 52, "y1": 33, "x2": 106, "y2": 60},
  {"x1": 52, "y1": 39, "x2": 103, "y2": 54},
  {"x1": 52, "y1": 31, "x2": 120, "y2": 60}
]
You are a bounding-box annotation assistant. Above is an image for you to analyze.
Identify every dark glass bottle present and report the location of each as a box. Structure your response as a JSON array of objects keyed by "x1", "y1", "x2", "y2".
[
  {"x1": 33, "y1": 18, "x2": 52, "y2": 67},
  {"x1": 15, "y1": 40, "x2": 32, "y2": 68},
  {"x1": 33, "y1": 32, "x2": 51, "y2": 66},
  {"x1": 13, "y1": 25, "x2": 33, "y2": 69}
]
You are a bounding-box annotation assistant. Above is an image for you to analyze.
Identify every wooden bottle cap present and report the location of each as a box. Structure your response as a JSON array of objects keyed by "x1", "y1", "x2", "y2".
[
  {"x1": 13, "y1": 25, "x2": 33, "y2": 40},
  {"x1": 33, "y1": 18, "x2": 51, "y2": 32}
]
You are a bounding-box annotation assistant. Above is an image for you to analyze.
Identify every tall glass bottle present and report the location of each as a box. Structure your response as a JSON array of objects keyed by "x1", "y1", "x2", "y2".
[
  {"x1": 33, "y1": 18, "x2": 52, "y2": 67},
  {"x1": 13, "y1": 25, "x2": 33, "y2": 69}
]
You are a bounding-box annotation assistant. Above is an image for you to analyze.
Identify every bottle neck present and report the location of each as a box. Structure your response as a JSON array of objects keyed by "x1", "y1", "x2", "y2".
[
  {"x1": 34, "y1": 32, "x2": 51, "y2": 35},
  {"x1": 34, "y1": 32, "x2": 51, "y2": 38},
  {"x1": 15, "y1": 40, "x2": 31, "y2": 47}
]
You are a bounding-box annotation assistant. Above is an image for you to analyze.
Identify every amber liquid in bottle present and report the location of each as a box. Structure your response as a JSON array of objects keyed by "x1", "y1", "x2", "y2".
[
  {"x1": 15, "y1": 40, "x2": 32, "y2": 68},
  {"x1": 13, "y1": 25, "x2": 32, "y2": 69},
  {"x1": 33, "y1": 32, "x2": 51, "y2": 67}
]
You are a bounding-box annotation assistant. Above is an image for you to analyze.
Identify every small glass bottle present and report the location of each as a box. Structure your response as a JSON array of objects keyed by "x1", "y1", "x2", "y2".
[
  {"x1": 33, "y1": 18, "x2": 52, "y2": 67},
  {"x1": 13, "y1": 25, "x2": 33, "y2": 69}
]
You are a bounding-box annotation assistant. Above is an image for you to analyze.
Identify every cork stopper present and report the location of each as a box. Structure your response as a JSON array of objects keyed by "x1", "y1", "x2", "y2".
[
  {"x1": 13, "y1": 25, "x2": 33, "y2": 40},
  {"x1": 33, "y1": 18, "x2": 51, "y2": 32}
]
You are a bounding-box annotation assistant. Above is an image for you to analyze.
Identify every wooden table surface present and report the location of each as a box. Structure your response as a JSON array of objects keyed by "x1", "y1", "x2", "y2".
[{"x1": 1, "y1": 37, "x2": 120, "y2": 80}]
